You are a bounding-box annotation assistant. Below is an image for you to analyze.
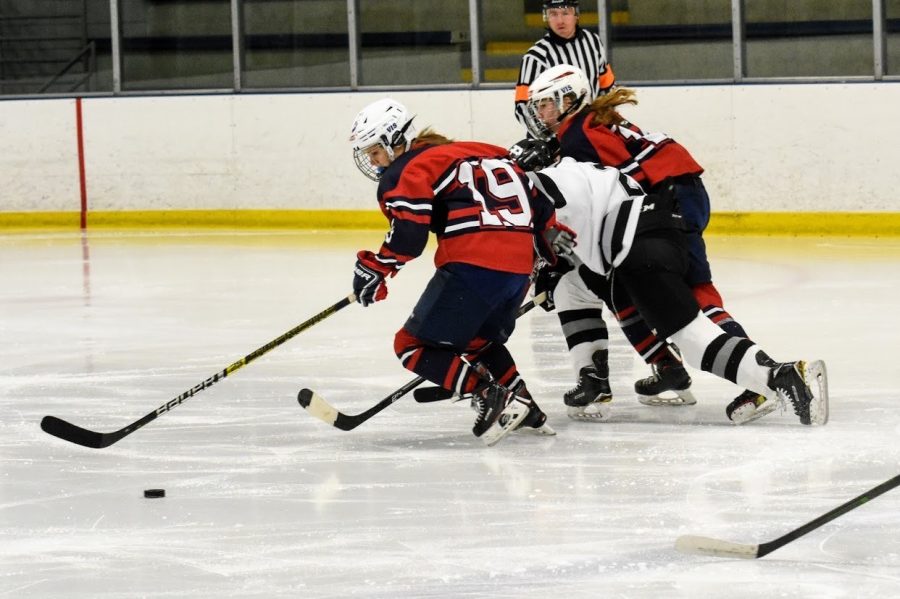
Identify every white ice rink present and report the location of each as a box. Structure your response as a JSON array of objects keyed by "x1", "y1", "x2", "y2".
[{"x1": 2, "y1": 229, "x2": 899, "y2": 598}]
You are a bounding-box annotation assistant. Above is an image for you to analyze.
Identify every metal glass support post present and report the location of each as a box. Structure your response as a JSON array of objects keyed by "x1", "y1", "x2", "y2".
[
  {"x1": 468, "y1": 0, "x2": 481, "y2": 87},
  {"x1": 231, "y1": 0, "x2": 244, "y2": 91},
  {"x1": 109, "y1": 0, "x2": 122, "y2": 93},
  {"x1": 598, "y1": 0, "x2": 611, "y2": 62},
  {"x1": 873, "y1": 0, "x2": 886, "y2": 79},
  {"x1": 347, "y1": 0, "x2": 361, "y2": 89},
  {"x1": 731, "y1": 0, "x2": 746, "y2": 82}
]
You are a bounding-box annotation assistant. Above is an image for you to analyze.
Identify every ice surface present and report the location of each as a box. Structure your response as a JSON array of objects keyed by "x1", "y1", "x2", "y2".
[{"x1": 1, "y1": 230, "x2": 899, "y2": 598}]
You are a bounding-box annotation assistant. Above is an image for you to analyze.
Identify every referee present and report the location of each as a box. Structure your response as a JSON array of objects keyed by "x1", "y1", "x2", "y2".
[
  {"x1": 512, "y1": 0, "x2": 619, "y2": 420},
  {"x1": 514, "y1": 0, "x2": 616, "y2": 128}
]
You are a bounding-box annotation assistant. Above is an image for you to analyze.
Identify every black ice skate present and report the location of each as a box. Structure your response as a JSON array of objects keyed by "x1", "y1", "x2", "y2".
[
  {"x1": 564, "y1": 349, "x2": 613, "y2": 421},
  {"x1": 634, "y1": 356, "x2": 697, "y2": 406},
  {"x1": 470, "y1": 382, "x2": 530, "y2": 446},
  {"x1": 765, "y1": 360, "x2": 829, "y2": 425}
]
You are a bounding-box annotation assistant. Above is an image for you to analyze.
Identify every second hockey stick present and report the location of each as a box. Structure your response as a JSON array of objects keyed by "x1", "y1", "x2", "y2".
[
  {"x1": 675, "y1": 473, "x2": 900, "y2": 559},
  {"x1": 297, "y1": 291, "x2": 547, "y2": 431},
  {"x1": 41, "y1": 293, "x2": 357, "y2": 449}
]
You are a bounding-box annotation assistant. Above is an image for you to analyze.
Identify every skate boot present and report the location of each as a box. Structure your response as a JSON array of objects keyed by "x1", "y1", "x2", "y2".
[
  {"x1": 765, "y1": 360, "x2": 829, "y2": 425},
  {"x1": 511, "y1": 382, "x2": 556, "y2": 436},
  {"x1": 726, "y1": 389, "x2": 772, "y2": 425},
  {"x1": 564, "y1": 350, "x2": 612, "y2": 421},
  {"x1": 470, "y1": 382, "x2": 530, "y2": 446},
  {"x1": 635, "y1": 356, "x2": 697, "y2": 406}
]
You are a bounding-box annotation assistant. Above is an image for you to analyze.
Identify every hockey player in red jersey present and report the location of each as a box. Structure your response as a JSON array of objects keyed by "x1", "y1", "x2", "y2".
[
  {"x1": 516, "y1": 64, "x2": 764, "y2": 423},
  {"x1": 348, "y1": 98, "x2": 569, "y2": 446}
]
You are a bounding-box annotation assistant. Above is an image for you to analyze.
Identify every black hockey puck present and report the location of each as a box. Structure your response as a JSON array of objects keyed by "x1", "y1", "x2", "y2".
[{"x1": 143, "y1": 489, "x2": 165, "y2": 499}]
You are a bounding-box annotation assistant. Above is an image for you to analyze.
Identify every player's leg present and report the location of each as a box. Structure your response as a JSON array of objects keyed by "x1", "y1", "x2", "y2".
[
  {"x1": 393, "y1": 264, "x2": 537, "y2": 443},
  {"x1": 616, "y1": 230, "x2": 827, "y2": 425},
  {"x1": 551, "y1": 268, "x2": 613, "y2": 420},
  {"x1": 667, "y1": 315, "x2": 828, "y2": 425},
  {"x1": 474, "y1": 313, "x2": 555, "y2": 436},
  {"x1": 678, "y1": 177, "x2": 762, "y2": 416},
  {"x1": 579, "y1": 260, "x2": 695, "y2": 407},
  {"x1": 676, "y1": 176, "x2": 750, "y2": 338},
  {"x1": 679, "y1": 175, "x2": 761, "y2": 403}
]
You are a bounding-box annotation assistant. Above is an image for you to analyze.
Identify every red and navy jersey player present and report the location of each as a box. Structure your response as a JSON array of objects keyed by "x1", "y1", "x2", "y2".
[{"x1": 348, "y1": 98, "x2": 565, "y2": 445}]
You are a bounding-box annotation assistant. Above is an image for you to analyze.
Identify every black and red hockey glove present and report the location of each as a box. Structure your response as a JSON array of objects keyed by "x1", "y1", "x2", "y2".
[{"x1": 352, "y1": 250, "x2": 391, "y2": 307}]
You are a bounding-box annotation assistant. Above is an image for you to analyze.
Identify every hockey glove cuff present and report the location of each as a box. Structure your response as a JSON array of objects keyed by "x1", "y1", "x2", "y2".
[{"x1": 353, "y1": 250, "x2": 391, "y2": 306}]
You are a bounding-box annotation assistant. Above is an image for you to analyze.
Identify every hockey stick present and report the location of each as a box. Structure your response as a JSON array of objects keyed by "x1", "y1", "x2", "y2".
[
  {"x1": 675, "y1": 473, "x2": 900, "y2": 559},
  {"x1": 41, "y1": 293, "x2": 357, "y2": 449},
  {"x1": 297, "y1": 291, "x2": 548, "y2": 431}
]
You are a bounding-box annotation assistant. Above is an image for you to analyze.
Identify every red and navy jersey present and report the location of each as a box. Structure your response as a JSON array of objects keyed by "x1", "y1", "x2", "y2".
[
  {"x1": 371, "y1": 141, "x2": 555, "y2": 276},
  {"x1": 557, "y1": 110, "x2": 703, "y2": 191}
]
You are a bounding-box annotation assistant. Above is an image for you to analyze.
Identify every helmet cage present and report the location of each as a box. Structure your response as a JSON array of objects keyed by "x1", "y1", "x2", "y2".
[{"x1": 353, "y1": 146, "x2": 390, "y2": 182}]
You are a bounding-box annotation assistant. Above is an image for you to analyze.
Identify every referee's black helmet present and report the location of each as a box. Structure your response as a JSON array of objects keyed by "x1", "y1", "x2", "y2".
[{"x1": 543, "y1": 0, "x2": 579, "y2": 8}]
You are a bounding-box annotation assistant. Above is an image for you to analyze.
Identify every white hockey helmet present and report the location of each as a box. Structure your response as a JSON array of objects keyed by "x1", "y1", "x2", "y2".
[
  {"x1": 349, "y1": 98, "x2": 418, "y2": 181},
  {"x1": 524, "y1": 64, "x2": 591, "y2": 140}
]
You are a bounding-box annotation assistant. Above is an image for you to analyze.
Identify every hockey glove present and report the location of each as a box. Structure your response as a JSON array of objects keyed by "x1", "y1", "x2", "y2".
[
  {"x1": 534, "y1": 259, "x2": 574, "y2": 312},
  {"x1": 352, "y1": 250, "x2": 391, "y2": 307},
  {"x1": 543, "y1": 222, "x2": 577, "y2": 261},
  {"x1": 507, "y1": 137, "x2": 560, "y2": 172}
]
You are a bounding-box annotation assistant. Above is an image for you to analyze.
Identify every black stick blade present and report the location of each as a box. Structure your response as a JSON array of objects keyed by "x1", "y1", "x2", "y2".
[
  {"x1": 41, "y1": 416, "x2": 110, "y2": 449},
  {"x1": 413, "y1": 386, "x2": 455, "y2": 403}
]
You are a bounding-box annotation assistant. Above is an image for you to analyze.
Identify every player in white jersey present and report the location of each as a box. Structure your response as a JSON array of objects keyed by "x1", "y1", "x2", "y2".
[{"x1": 527, "y1": 158, "x2": 829, "y2": 427}]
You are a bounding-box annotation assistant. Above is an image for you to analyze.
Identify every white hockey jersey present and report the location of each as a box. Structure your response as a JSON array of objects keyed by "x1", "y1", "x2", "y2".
[{"x1": 529, "y1": 157, "x2": 646, "y2": 275}]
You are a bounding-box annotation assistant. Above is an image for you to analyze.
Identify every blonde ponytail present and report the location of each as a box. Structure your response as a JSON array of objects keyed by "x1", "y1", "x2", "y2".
[
  {"x1": 412, "y1": 127, "x2": 454, "y2": 147},
  {"x1": 588, "y1": 87, "x2": 638, "y2": 126}
]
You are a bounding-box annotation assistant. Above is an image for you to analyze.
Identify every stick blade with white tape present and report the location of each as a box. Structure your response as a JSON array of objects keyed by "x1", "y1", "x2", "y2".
[
  {"x1": 297, "y1": 388, "x2": 340, "y2": 427},
  {"x1": 674, "y1": 535, "x2": 760, "y2": 559},
  {"x1": 676, "y1": 474, "x2": 900, "y2": 560}
]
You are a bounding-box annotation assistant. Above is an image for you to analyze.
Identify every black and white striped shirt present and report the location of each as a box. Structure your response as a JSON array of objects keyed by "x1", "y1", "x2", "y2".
[{"x1": 514, "y1": 27, "x2": 615, "y2": 128}]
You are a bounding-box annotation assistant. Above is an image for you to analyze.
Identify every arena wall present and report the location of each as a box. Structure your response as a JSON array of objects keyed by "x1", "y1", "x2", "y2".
[{"x1": 1, "y1": 83, "x2": 898, "y2": 234}]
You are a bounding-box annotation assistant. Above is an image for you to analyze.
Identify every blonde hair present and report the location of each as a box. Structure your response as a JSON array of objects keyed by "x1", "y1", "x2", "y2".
[
  {"x1": 412, "y1": 127, "x2": 454, "y2": 147},
  {"x1": 588, "y1": 87, "x2": 638, "y2": 127}
]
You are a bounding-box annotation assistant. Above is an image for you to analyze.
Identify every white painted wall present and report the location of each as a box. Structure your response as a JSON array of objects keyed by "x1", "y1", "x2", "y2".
[
  {"x1": 2, "y1": 83, "x2": 898, "y2": 214},
  {"x1": 1, "y1": 99, "x2": 80, "y2": 211}
]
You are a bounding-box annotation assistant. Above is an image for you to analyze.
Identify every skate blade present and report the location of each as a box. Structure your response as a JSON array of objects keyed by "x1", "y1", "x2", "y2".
[
  {"x1": 566, "y1": 403, "x2": 611, "y2": 422},
  {"x1": 637, "y1": 388, "x2": 697, "y2": 407},
  {"x1": 806, "y1": 360, "x2": 829, "y2": 425},
  {"x1": 517, "y1": 423, "x2": 557, "y2": 436}
]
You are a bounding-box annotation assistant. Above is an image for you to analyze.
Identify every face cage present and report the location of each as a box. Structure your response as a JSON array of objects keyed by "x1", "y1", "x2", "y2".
[
  {"x1": 524, "y1": 94, "x2": 565, "y2": 141},
  {"x1": 353, "y1": 142, "x2": 395, "y2": 182}
]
